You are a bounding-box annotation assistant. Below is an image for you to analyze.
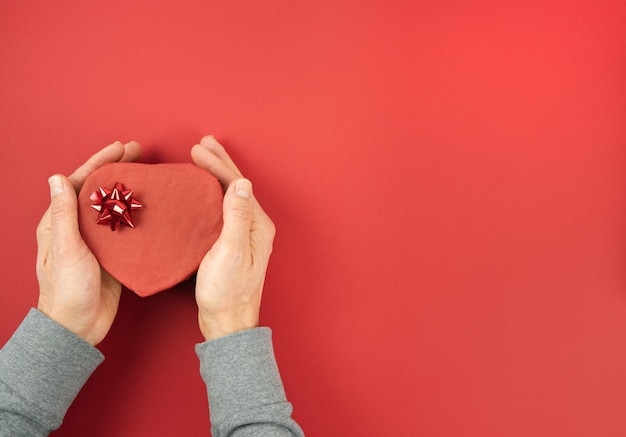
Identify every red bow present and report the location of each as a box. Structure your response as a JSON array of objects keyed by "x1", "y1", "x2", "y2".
[{"x1": 90, "y1": 183, "x2": 142, "y2": 231}]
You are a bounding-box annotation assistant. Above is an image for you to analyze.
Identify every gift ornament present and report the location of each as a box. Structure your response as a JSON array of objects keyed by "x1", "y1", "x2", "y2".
[
  {"x1": 90, "y1": 183, "x2": 142, "y2": 231},
  {"x1": 78, "y1": 163, "x2": 224, "y2": 297}
]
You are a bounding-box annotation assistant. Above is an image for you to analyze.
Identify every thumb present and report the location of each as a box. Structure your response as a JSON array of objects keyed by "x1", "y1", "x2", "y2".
[
  {"x1": 48, "y1": 174, "x2": 82, "y2": 250},
  {"x1": 218, "y1": 179, "x2": 254, "y2": 251}
]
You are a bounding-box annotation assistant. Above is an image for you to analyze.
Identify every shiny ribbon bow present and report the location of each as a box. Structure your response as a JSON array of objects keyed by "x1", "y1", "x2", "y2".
[{"x1": 90, "y1": 183, "x2": 142, "y2": 231}]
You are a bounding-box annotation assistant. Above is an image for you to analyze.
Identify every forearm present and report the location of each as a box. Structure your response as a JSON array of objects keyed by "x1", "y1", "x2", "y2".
[
  {"x1": 0, "y1": 309, "x2": 103, "y2": 436},
  {"x1": 196, "y1": 328, "x2": 304, "y2": 437}
]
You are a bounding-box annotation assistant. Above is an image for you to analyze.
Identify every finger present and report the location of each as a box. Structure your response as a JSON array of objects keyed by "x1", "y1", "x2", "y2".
[
  {"x1": 48, "y1": 175, "x2": 83, "y2": 253},
  {"x1": 191, "y1": 144, "x2": 242, "y2": 188},
  {"x1": 192, "y1": 144, "x2": 270, "y2": 219},
  {"x1": 35, "y1": 206, "x2": 52, "y2": 268},
  {"x1": 216, "y1": 179, "x2": 254, "y2": 256},
  {"x1": 248, "y1": 201, "x2": 276, "y2": 262},
  {"x1": 119, "y1": 140, "x2": 142, "y2": 162},
  {"x1": 199, "y1": 135, "x2": 244, "y2": 178},
  {"x1": 191, "y1": 139, "x2": 269, "y2": 228},
  {"x1": 68, "y1": 141, "x2": 126, "y2": 191}
]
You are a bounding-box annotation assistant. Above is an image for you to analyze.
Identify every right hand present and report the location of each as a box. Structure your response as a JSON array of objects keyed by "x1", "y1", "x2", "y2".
[{"x1": 191, "y1": 136, "x2": 276, "y2": 341}]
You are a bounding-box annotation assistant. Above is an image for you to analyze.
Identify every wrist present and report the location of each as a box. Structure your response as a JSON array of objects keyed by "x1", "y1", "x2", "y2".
[
  {"x1": 198, "y1": 311, "x2": 259, "y2": 341},
  {"x1": 36, "y1": 304, "x2": 97, "y2": 346}
]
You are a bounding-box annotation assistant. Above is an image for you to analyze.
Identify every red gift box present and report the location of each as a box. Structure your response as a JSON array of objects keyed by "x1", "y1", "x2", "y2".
[{"x1": 77, "y1": 163, "x2": 223, "y2": 296}]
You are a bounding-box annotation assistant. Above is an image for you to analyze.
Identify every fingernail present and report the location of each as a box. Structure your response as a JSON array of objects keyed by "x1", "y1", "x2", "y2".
[
  {"x1": 48, "y1": 176, "x2": 64, "y2": 197},
  {"x1": 235, "y1": 179, "x2": 252, "y2": 199}
]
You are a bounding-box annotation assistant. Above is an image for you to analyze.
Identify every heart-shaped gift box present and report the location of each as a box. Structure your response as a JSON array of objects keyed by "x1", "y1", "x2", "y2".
[{"x1": 77, "y1": 163, "x2": 224, "y2": 296}]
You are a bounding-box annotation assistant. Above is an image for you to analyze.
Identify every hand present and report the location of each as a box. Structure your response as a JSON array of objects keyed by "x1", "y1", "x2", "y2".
[
  {"x1": 191, "y1": 136, "x2": 276, "y2": 341},
  {"x1": 36, "y1": 141, "x2": 142, "y2": 346}
]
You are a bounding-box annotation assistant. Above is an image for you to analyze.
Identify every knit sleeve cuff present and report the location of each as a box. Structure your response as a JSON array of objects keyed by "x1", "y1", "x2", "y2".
[{"x1": 0, "y1": 308, "x2": 103, "y2": 429}]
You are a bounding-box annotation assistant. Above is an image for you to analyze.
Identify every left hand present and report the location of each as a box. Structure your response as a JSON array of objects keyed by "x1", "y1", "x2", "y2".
[{"x1": 36, "y1": 141, "x2": 142, "y2": 346}]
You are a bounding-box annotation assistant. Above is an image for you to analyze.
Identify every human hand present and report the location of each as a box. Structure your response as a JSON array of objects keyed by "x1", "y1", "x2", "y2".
[
  {"x1": 36, "y1": 141, "x2": 142, "y2": 346},
  {"x1": 191, "y1": 136, "x2": 276, "y2": 341}
]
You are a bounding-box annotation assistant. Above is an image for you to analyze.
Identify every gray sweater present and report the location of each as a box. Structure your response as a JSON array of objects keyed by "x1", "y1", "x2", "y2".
[{"x1": 0, "y1": 309, "x2": 303, "y2": 436}]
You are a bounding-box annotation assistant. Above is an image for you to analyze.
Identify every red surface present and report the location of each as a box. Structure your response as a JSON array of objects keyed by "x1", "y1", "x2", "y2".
[
  {"x1": 78, "y1": 163, "x2": 223, "y2": 296},
  {"x1": 1, "y1": 1, "x2": 625, "y2": 436}
]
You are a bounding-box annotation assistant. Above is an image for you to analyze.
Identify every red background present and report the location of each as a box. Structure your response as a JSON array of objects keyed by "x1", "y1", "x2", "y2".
[{"x1": 1, "y1": 1, "x2": 625, "y2": 436}]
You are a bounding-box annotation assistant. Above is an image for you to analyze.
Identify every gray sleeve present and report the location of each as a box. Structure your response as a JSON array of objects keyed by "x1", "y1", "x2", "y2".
[
  {"x1": 195, "y1": 328, "x2": 304, "y2": 437},
  {"x1": 0, "y1": 309, "x2": 103, "y2": 437}
]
